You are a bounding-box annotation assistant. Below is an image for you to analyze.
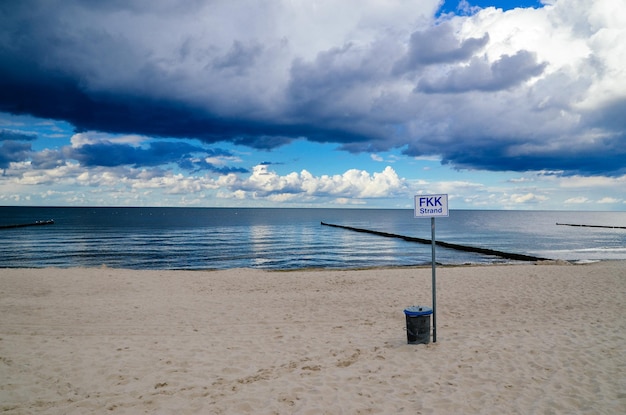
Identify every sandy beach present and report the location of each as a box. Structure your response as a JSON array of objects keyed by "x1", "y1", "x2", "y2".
[{"x1": 1, "y1": 262, "x2": 624, "y2": 414}]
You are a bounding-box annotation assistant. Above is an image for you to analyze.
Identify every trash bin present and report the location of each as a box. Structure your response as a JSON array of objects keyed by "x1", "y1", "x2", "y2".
[{"x1": 404, "y1": 306, "x2": 432, "y2": 344}]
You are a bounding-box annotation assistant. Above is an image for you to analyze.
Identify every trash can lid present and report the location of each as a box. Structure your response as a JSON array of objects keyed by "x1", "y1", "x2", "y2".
[{"x1": 404, "y1": 306, "x2": 433, "y2": 316}]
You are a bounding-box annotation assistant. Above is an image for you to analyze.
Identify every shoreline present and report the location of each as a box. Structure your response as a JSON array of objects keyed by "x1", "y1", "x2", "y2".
[
  {"x1": 1, "y1": 262, "x2": 625, "y2": 413},
  {"x1": 0, "y1": 258, "x2": 611, "y2": 273}
]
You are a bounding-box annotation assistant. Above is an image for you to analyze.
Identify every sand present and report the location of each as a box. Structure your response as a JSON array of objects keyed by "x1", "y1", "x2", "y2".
[{"x1": 1, "y1": 262, "x2": 625, "y2": 414}]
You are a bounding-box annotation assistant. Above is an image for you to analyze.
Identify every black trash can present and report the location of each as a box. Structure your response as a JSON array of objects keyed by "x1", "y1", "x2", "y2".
[{"x1": 404, "y1": 306, "x2": 432, "y2": 344}]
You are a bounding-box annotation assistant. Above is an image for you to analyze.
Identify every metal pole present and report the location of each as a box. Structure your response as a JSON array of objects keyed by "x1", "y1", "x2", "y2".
[{"x1": 431, "y1": 217, "x2": 437, "y2": 343}]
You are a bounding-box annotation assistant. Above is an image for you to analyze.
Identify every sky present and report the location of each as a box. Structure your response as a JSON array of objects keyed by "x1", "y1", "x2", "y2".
[{"x1": 1, "y1": 0, "x2": 625, "y2": 210}]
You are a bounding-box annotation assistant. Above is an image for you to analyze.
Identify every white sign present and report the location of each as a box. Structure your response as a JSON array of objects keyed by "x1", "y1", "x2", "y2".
[{"x1": 414, "y1": 194, "x2": 449, "y2": 218}]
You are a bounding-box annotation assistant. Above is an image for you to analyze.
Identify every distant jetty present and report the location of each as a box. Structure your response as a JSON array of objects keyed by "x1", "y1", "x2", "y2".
[
  {"x1": 556, "y1": 223, "x2": 626, "y2": 230},
  {"x1": 321, "y1": 222, "x2": 549, "y2": 262},
  {"x1": 0, "y1": 219, "x2": 55, "y2": 230}
]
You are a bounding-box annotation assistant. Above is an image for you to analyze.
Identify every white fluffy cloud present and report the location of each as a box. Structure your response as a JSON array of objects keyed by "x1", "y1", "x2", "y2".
[
  {"x1": 218, "y1": 164, "x2": 407, "y2": 200},
  {"x1": 1, "y1": 160, "x2": 408, "y2": 206}
]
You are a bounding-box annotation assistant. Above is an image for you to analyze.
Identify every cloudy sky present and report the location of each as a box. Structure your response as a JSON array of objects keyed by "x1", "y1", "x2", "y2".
[{"x1": 1, "y1": 0, "x2": 625, "y2": 210}]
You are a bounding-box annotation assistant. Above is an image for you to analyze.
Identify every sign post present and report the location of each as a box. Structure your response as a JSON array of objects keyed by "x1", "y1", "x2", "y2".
[{"x1": 414, "y1": 194, "x2": 448, "y2": 343}]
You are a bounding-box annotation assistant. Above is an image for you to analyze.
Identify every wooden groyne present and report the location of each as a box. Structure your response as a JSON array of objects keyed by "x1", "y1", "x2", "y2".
[
  {"x1": 556, "y1": 223, "x2": 626, "y2": 230},
  {"x1": 321, "y1": 222, "x2": 549, "y2": 262},
  {"x1": 0, "y1": 219, "x2": 55, "y2": 230}
]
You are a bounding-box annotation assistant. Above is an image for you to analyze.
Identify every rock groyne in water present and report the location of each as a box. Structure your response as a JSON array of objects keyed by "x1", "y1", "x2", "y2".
[
  {"x1": 0, "y1": 219, "x2": 55, "y2": 230},
  {"x1": 321, "y1": 222, "x2": 550, "y2": 262}
]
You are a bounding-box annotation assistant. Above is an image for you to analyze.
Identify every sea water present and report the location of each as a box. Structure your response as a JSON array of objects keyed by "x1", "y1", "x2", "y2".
[{"x1": 0, "y1": 207, "x2": 625, "y2": 270}]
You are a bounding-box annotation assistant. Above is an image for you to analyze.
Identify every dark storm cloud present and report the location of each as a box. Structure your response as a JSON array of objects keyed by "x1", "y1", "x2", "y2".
[
  {"x1": 284, "y1": 41, "x2": 403, "y2": 148},
  {"x1": 0, "y1": 110, "x2": 36, "y2": 170},
  {"x1": 30, "y1": 149, "x2": 66, "y2": 170},
  {"x1": 213, "y1": 41, "x2": 264, "y2": 74},
  {"x1": 68, "y1": 141, "x2": 184, "y2": 167},
  {"x1": 404, "y1": 126, "x2": 626, "y2": 176},
  {"x1": 583, "y1": 98, "x2": 626, "y2": 133},
  {"x1": 67, "y1": 140, "x2": 247, "y2": 173},
  {"x1": 0, "y1": 128, "x2": 50, "y2": 169},
  {"x1": 177, "y1": 158, "x2": 248, "y2": 175},
  {"x1": 0, "y1": 0, "x2": 300, "y2": 147},
  {"x1": 441, "y1": 144, "x2": 626, "y2": 176},
  {"x1": 393, "y1": 23, "x2": 489, "y2": 73},
  {"x1": 0, "y1": 0, "x2": 624, "y2": 177},
  {"x1": 417, "y1": 51, "x2": 547, "y2": 93},
  {"x1": 0, "y1": 49, "x2": 361, "y2": 150},
  {"x1": 0, "y1": 130, "x2": 37, "y2": 141},
  {"x1": 0, "y1": 141, "x2": 31, "y2": 169},
  {"x1": 0, "y1": 62, "x2": 281, "y2": 146}
]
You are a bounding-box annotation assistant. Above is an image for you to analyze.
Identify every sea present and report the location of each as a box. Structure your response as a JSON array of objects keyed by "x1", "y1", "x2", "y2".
[{"x1": 1, "y1": 207, "x2": 625, "y2": 270}]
